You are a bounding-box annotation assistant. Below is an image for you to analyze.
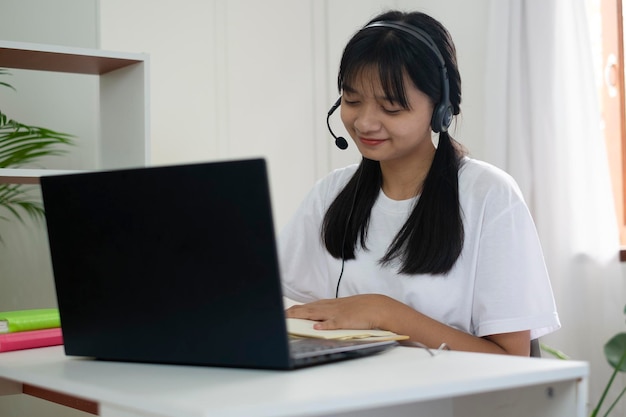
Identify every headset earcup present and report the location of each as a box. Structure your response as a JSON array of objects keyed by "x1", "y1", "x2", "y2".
[{"x1": 431, "y1": 102, "x2": 454, "y2": 133}]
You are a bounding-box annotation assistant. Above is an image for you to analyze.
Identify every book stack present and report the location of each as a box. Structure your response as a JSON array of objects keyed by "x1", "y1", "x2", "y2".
[{"x1": 0, "y1": 308, "x2": 63, "y2": 353}]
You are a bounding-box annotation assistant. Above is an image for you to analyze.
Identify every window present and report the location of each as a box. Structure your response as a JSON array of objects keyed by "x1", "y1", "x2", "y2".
[{"x1": 598, "y1": 0, "x2": 626, "y2": 258}]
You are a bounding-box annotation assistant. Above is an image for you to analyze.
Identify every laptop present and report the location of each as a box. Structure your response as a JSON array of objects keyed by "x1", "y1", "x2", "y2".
[{"x1": 40, "y1": 158, "x2": 397, "y2": 369}]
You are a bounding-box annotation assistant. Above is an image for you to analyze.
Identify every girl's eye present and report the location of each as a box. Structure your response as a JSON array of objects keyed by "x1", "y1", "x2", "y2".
[
  {"x1": 383, "y1": 107, "x2": 403, "y2": 114},
  {"x1": 343, "y1": 99, "x2": 359, "y2": 106},
  {"x1": 381, "y1": 99, "x2": 405, "y2": 114}
]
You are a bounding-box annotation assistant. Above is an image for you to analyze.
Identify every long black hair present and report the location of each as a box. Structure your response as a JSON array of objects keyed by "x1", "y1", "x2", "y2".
[{"x1": 322, "y1": 11, "x2": 465, "y2": 275}]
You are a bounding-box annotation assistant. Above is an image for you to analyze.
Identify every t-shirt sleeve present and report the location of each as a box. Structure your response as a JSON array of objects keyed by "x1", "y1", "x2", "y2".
[
  {"x1": 278, "y1": 167, "x2": 355, "y2": 302},
  {"x1": 470, "y1": 172, "x2": 560, "y2": 340}
]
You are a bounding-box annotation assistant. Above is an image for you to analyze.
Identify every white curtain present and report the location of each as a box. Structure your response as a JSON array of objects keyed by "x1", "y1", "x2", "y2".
[{"x1": 485, "y1": 0, "x2": 625, "y2": 413}]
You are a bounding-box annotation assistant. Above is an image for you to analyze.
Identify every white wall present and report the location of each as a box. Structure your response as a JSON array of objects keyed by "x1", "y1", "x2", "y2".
[{"x1": 98, "y1": 0, "x2": 491, "y2": 231}]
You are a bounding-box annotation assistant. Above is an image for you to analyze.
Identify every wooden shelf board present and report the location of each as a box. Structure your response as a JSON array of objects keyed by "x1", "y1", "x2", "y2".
[
  {"x1": 0, "y1": 41, "x2": 146, "y2": 75},
  {"x1": 0, "y1": 169, "x2": 83, "y2": 184}
]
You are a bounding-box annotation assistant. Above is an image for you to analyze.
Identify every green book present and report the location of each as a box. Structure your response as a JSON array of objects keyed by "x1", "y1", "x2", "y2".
[{"x1": 0, "y1": 309, "x2": 60, "y2": 333}]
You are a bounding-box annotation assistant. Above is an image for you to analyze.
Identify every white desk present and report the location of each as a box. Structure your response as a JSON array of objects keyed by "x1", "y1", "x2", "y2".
[{"x1": 0, "y1": 345, "x2": 588, "y2": 417}]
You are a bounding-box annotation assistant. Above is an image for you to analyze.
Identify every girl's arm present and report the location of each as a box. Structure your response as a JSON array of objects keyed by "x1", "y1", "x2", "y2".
[{"x1": 285, "y1": 294, "x2": 531, "y2": 356}]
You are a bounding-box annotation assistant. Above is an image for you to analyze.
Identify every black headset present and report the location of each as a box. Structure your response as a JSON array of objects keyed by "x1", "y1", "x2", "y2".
[{"x1": 327, "y1": 20, "x2": 454, "y2": 150}]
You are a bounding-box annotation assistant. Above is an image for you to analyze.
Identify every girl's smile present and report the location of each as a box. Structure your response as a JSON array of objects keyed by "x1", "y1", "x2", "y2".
[{"x1": 358, "y1": 137, "x2": 388, "y2": 146}]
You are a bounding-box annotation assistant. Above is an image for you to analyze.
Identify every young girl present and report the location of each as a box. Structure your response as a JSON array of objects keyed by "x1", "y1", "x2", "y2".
[{"x1": 279, "y1": 10, "x2": 560, "y2": 356}]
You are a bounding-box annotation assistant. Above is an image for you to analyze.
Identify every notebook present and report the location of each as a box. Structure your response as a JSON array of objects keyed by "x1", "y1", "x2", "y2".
[{"x1": 40, "y1": 158, "x2": 397, "y2": 369}]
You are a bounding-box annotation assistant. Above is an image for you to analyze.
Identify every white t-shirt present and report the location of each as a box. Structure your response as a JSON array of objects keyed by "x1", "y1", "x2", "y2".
[{"x1": 279, "y1": 158, "x2": 560, "y2": 340}]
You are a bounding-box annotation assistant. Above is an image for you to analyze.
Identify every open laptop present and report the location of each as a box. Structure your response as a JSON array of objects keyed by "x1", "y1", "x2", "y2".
[{"x1": 40, "y1": 158, "x2": 396, "y2": 370}]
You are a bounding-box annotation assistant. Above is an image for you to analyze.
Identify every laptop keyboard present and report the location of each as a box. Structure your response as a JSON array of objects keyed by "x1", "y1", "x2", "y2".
[
  {"x1": 287, "y1": 335, "x2": 397, "y2": 368},
  {"x1": 288, "y1": 335, "x2": 384, "y2": 355}
]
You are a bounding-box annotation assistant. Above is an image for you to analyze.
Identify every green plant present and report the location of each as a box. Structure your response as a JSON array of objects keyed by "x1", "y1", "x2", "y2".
[
  {"x1": 0, "y1": 69, "x2": 73, "y2": 233},
  {"x1": 542, "y1": 305, "x2": 626, "y2": 417},
  {"x1": 590, "y1": 306, "x2": 626, "y2": 417}
]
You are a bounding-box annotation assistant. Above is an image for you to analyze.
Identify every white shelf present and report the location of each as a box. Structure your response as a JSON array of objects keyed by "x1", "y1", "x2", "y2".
[{"x1": 0, "y1": 40, "x2": 150, "y2": 184}]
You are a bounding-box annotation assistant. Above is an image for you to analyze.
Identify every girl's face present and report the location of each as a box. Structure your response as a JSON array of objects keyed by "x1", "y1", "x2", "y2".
[{"x1": 340, "y1": 68, "x2": 435, "y2": 167}]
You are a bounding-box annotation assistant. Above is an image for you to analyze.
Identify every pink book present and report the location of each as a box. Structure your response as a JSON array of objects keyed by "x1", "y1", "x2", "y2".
[{"x1": 0, "y1": 328, "x2": 63, "y2": 352}]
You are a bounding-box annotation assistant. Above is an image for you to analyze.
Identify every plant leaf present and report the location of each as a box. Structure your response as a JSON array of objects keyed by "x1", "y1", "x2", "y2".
[
  {"x1": 0, "y1": 69, "x2": 16, "y2": 91},
  {"x1": 540, "y1": 343, "x2": 570, "y2": 360},
  {"x1": 605, "y1": 333, "x2": 626, "y2": 371},
  {"x1": 0, "y1": 110, "x2": 74, "y2": 168},
  {"x1": 0, "y1": 69, "x2": 73, "y2": 239},
  {"x1": 0, "y1": 82, "x2": 16, "y2": 91},
  {"x1": 0, "y1": 184, "x2": 45, "y2": 226}
]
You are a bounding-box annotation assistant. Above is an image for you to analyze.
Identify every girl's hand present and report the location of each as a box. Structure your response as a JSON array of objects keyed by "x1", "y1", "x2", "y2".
[{"x1": 285, "y1": 294, "x2": 395, "y2": 331}]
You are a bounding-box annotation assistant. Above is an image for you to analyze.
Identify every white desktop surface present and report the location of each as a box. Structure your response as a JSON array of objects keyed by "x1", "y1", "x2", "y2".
[{"x1": 0, "y1": 345, "x2": 588, "y2": 417}]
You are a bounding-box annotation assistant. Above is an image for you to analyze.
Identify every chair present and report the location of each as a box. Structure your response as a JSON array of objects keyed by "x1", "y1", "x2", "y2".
[{"x1": 530, "y1": 338, "x2": 541, "y2": 357}]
